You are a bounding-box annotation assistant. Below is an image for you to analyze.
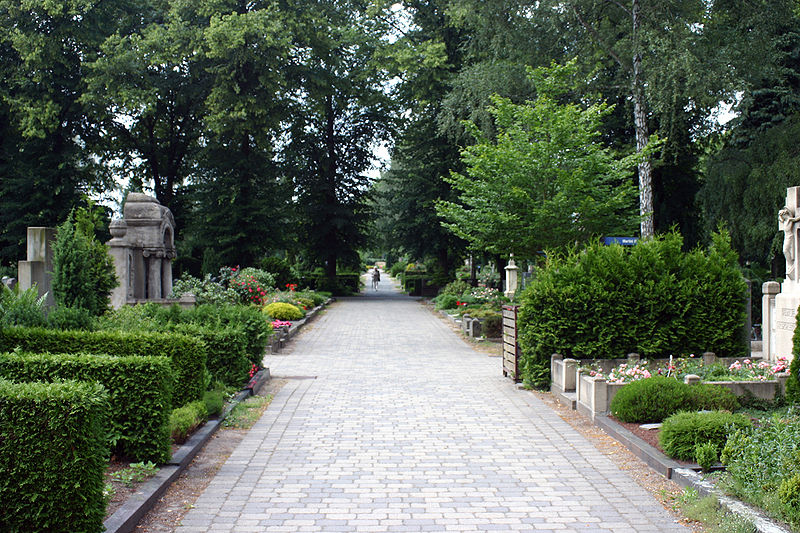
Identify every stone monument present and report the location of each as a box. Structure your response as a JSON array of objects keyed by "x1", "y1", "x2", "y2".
[
  {"x1": 763, "y1": 186, "x2": 800, "y2": 363},
  {"x1": 17, "y1": 227, "x2": 56, "y2": 307},
  {"x1": 504, "y1": 255, "x2": 519, "y2": 299},
  {"x1": 107, "y1": 193, "x2": 176, "y2": 308}
]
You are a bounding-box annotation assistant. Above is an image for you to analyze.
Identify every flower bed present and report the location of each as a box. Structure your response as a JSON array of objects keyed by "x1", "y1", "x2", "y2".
[{"x1": 552, "y1": 354, "x2": 791, "y2": 419}]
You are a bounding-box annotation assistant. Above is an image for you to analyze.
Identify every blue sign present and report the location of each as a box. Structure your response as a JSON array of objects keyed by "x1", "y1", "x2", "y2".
[{"x1": 603, "y1": 237, "x2": 639, "y2": 246}]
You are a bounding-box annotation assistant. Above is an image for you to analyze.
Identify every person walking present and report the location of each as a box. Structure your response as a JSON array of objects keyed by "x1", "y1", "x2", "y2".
[{"x1": 371, "y1": 267, "x2": 380, "y2": 291}]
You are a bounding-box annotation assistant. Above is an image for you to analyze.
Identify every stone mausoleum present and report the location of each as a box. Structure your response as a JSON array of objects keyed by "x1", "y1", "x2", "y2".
[{"x1": 107, "y1": 192, "x2": 177, "y2": 308}]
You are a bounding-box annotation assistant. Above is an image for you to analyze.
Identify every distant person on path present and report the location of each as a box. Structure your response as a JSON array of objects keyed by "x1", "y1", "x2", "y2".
[{"x1": 372, "y1": 267, "x2": 380, "y2": 291}]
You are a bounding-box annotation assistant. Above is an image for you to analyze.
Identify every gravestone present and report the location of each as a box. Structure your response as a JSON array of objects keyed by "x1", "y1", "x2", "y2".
[
  {"x1": 17, "y1": 227, "x2": 56, "y2": 307},
  {"x1": 107, "y1": 193, "x2": 176, "y2": 308},
  {"x1": 763, "y1": 186, "x2": 800, "y2": 363}
]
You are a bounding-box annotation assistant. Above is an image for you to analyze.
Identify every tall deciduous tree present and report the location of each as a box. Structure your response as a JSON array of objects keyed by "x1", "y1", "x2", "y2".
[
  {"x1": 437, "y1": 61, "x2": 639, "y2": 258},
  {"x1": 285, "y1": 0, "x2": 394, "y2": 278}
]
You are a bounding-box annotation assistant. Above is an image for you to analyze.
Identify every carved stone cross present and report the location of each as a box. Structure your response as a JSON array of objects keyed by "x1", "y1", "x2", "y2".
[{"x1": 780, "y1": 186, "x2": 800, "y2": 283}]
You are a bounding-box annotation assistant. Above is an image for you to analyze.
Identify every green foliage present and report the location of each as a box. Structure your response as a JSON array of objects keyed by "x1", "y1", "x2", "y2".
[
  {"x1": 660, "y1": 411, "x2": 751, "y2": 462},
  {"x1": 264, "y1": 302, "x2": 304, "y2": 321},
  {"x1": 390, "y1": 261, "x2": 408, "y2": 277},
  {"x1": 778, "y1": 473, "x2": 800, "y2": 527},
  {"x1": 0, "y1": 379, "x2": 109, "y2": 533},
  {"x1": 223, "y1": 394, "x2": 271, "y2": 429},
  {"x1": 695, "y1": 441, "x2": 720, "y2": 472},
  {"x1": 259, "y1": 257, "x2": 299, "y2": 287},
  {"x1": 480, "y1": 314, "x2": 503, "y2": 338},
  {"x1": 0, "y1": 327, "x2": 205, "y2": 406},
  {"x1": 691, "y1": 384, "x2": 740, "y2": 412},
  {"x1": 0, "y1": 285, "x2": 47, "y2": 328},
  {"x1": 112, "y1": 461, "x2": 158, "y2": 487},
  {"x1": 169, "y1": 274, "x2": 239, "y2": 305},
  {"x1": 203, "y1": 388, "x2": 225, "y2": 418},
  {"x1": 721, "y1": 413, "x2": 800, "y2": 527},
  {"x1": 788, "y1": 320, "x2": 800, "y2": 403},
  {"x1": 99, "y1": 302, "x2": 271, "y2": 382},
  {"x1": 435, "y1": 294, "x2": 460, "y2": 310},
  {"x1": 0, "y1": 351, "x2": 173, "y2": 462},
  {"x1": 610, "y1": 377, "x2": 694, "y2": 423},
  {"x1": 51, "y1": 208, "x2": 118, "y2": 316},
  {"x1": 46, "y1": 305, "x2": 96, "y2": 331},
  {"x1": 169, "y1": 401, "x2": 208, "y2": 443},
  {"x1": 439, "y1": 280, "x2": 472, "y2": 297},
  {"x1": 437, "y1": 60, "x2": 639, "y2": 258},
  {"x1": 517, "y1": 231, "x2": 748, "y2": 385}
]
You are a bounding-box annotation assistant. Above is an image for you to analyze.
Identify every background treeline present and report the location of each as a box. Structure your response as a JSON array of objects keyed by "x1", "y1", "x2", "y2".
[{"x1": 2, "y1": 0, "x2": 800, "y2": 281}]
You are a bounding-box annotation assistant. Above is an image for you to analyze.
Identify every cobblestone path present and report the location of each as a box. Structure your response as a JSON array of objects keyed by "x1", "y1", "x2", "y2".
[{"x1": 175, "y1": 276, "x2": 688, "y2": 532}]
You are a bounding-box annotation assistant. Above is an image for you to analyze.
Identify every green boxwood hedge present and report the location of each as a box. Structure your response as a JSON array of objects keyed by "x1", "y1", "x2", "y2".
[
  {"x1": 0, "y1": 379, "x2": 109, "y2": 533},
  {"x1": 610, "y1": 377, "x2": 739, "y2": 423},
  {"x1": 0, "y1": 352, "x2": 173, "y2": 462},
  {"x1": 171, "y1": 323, "x2": 250, "y2": 387},
  {"x1": 518, "y1": 231, "x2": 748, "y2": 388},
  {"x1": 659, "y1": 410, "x2": 751, "y2": 461},
  {"x1": 788, "y1": 316, "x2": 800, "y2": 403},
  {"x1": 0, "y1": 327, "x2": 206, "y2": 406}
]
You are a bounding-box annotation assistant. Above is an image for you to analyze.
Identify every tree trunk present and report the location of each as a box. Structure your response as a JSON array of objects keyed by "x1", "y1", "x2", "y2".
[{"x1": 632, "y1": 0, "x2": 654, "y2": 238}]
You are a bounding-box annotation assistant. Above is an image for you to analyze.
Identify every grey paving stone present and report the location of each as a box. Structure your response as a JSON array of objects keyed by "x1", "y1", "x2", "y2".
[{"x1": 174, "y1": 281, "x2": 689, "y2": 532}]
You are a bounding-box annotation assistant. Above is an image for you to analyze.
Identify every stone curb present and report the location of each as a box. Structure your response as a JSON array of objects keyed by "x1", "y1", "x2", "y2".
[
  {"x1": 270, "y1": 298, "x2": 335, "y2": 353},
  {"x1": 594, "y1": 414, "x2": 791, "y2": 533}
]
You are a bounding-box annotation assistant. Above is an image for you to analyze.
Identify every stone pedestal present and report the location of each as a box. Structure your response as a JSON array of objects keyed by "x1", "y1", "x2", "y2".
[
  {"x1": 504, "y1": 255, "x2": 519, "y2": 299},
  {"x1": 17, "y1": 227, "x2": 56, "y2": 307}
]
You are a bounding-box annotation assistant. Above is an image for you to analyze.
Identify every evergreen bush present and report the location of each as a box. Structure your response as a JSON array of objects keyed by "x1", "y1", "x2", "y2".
[
  {"x1": 0, "y1": 285, "x2": 46, "y2": 328},
  {"x1": 0, "y1": 379, "x2": 108, "y2": 533},
  {"x1": 169, "y1": 401, "x2": 208, "y2": 443},
  {"x1": 0, "y1": 352, "x2": 172, "y2": 462},
  {"x1": 264, "y1": 302, "x2": 304, "y2": 321},
  {"x1": 259, "y1": 256, "x2": 299, "y2": 287},
  {"x1": 787, "y1": 319, "x2": 800, "y2": 403},
  {"x1": 610, "y1": 377, "x2": 694, "y2": 423},
  {"x1": 46, "y1": 305, "x2": 96, "y2": 330},
  {"x1": 435, "y1": 294, "x2": 460, "y2": 310},
  {"x1": 518, "y1": 231, "x2": 748, "y2": 388},
  {"x1": 659, "y1": 411, "x2": 751, "y2": 461},
  {"x1": 51, "y1": 209, "x2": 117, "y2": 316},
  {"x1": 0, "y1": 327, "x2": 205, "y2": 406}
]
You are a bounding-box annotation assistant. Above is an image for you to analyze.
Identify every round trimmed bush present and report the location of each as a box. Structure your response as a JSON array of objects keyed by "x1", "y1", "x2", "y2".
[
  {"x1": 689, "y1": 383, "x2": 739, "y2": 412},
  {"x1": 435, "y1": 294, "x2": 459, "y2": 310},
  {"x1": 610, "y1": 377, "x2": 694, "y2": 423},
  {"x1": 264, "y1": 302, "x2": 304, "y2": 321},
  {"x1": 659, "y1": 411, "x2": 751, "y2": 461}
]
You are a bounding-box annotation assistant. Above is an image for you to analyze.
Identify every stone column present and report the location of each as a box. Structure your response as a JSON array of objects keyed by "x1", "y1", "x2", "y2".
[
  {"x1": 147, "y1": 254, "x2": 163, "y2": 299},
  {"x1": 17, "y1": 227, "x2": 56, "y2": 308},
  {"x1": 762, "y1": 281, "x2": 779, "y2": 362},
  {"x1": 504, "y1": 255, "x2": 519, "y2": 299},
  {"x1": 107, "y1": 220, "x2": 130, "y2": 309},
  {"x1": 161, "y1": 257, "x2": 173, "y2": 299}
]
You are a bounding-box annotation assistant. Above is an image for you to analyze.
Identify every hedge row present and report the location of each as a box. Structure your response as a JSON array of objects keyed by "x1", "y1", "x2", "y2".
[
  {"x1": 171, "y1": 323, "x2": 250, "y2": 388},
  {"x1": 0, "y1": 327, "x2": 205, "y2": 405},
  {"x1": 0, "y1": 379, "x2": 108, "y2": 533},
  {"x1": 0, "y1": 352, "x2": 172, "y2": 462},
  {"x1": 518, "y1": 231, "x2": 748, "y2": 387}
]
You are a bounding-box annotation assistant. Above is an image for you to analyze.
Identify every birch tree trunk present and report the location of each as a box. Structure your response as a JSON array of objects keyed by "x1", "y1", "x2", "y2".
[{"x1": 631, "y1": 0, "x2": 654, "y2": 238}]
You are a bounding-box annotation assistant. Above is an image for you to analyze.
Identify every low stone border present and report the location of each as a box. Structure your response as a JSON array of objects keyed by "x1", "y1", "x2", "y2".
[
  {"x1": 103, "y1": 369, "x2": 272, "y2": 533},
  {"x1": 594, "y1": 414, "x2": 791, "y2": 533},
  {"x1": 269, "y1": 298, "x2": 334, "y2": 353}
]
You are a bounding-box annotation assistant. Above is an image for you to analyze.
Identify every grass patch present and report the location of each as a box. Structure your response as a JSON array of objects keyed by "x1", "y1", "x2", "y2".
[
  {"x1": 672, "y1": 489, "x2": 756, "y2": 533},
  {"x1": 223, "y1": 394, "x2": 273, "y2": 429}
]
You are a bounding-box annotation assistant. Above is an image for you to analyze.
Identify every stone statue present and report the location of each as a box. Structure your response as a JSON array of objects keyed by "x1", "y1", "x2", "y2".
[{"x1": 779, "y1": 207, "x2": 800, "y2": 280}]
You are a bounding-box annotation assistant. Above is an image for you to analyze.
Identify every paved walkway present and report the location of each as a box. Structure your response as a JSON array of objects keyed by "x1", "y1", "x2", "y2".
[{"x1": 175, "y1": 277, "x2": 688, "y2": 532}]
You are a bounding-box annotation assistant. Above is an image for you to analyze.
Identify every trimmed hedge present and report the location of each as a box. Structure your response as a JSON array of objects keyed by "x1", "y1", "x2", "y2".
[
  {"x1": 659, "y1": 410, "x2": 751, "y2": 461},
  {"x1": 0, "y1": 379, "x2": 109, "y2": 533},
  {"x1": 0, "y1": 352, "x2": 172, "y2": 462},
  {"x1": 518, "y1": 231, "x2": 748, "y2": 387},
  {"x1": 0, "y1": 327, "x2": 205, "y2": 406},
  {"x1": 171, "y1": 323, "x2": 250, "y2": 387},
  {"x1": 610, "y1": 377, "x2": 739, "y2": 423}
]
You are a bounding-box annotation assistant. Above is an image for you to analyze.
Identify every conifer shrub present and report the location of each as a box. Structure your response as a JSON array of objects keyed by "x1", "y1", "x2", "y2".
[
  {"x1": 264, "y1": 302, "x2": 304, "y2": 321},
  {"x1": 169, "y1": 401, "x2": 208, "y2": 443},
  {"x1": 0, "y1": 379, "x2": 109, "y2": 532},
  {"x1": 659, "y1": 411, "x2": 751, "y2": 462},
  {"x1": 518, "y1": 231, "x2": 748, "y2": 388}
]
